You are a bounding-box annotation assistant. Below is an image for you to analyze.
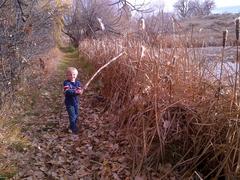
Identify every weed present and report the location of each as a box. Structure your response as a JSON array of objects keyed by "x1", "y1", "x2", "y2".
[{"x1": 78, "y1": 35, "x2": 240, "y2": 178}]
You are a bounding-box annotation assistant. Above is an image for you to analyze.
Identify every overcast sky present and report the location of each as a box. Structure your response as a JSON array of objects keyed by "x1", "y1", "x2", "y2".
[{"x1": 128, "y1": 0, "x2": 240, "y2": 11}]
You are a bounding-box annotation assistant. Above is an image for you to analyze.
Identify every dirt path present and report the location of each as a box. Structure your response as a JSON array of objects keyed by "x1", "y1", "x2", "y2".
[{"x1": 11, "y1": 47, "x2": 131, "y2": 180}]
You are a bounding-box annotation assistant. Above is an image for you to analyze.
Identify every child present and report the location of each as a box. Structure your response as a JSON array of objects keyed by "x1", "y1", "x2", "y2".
[{"x1": 63, "y1": 67, "x2": 83, "y2": 134}]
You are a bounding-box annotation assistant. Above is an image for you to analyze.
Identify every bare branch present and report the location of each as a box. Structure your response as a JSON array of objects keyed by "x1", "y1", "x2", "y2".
[{"x1": 0, "y1": 0, "x2": 7, "y2": 8}]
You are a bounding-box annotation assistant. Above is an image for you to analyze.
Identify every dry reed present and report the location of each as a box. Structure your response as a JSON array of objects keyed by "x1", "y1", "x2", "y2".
[{"x1": 79, "y1": 31, "x2": 240, "y2": 178}]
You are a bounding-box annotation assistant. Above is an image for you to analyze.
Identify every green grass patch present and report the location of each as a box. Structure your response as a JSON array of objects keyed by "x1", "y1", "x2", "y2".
[
  {"x1": 64, "y1": 50, "x2": 79, "y2": 59},
  {"x1": 0, "y1": 165, "x2": 17, "y2": 179},
  {"x1": 0, "y1": 174, "x2": 13, "y2": 179},
  {"x1": 23, "y1": 111, "x2": 40, "y2": 117},
  {"x1": 42, "y1": 121, "x2": 59, "y2": 131},
  {"x1": 9, "y1": 142, "x2": 26, "y2": 152},
  {"x1": 1, "y1": 118, "x2": 18, "y2": 128},
  {"x1": 0, "y1": 156, "x2": 18, "y2": 179},
  {"x1": 78, "y1": 55, "x2": 95, "y2": 76},
  {"x1": 58, "y1": 45, "x2": 76, "y2": 53},
  {"x1": 58, "y1": 46, "x2": 95, "y2": 77}
]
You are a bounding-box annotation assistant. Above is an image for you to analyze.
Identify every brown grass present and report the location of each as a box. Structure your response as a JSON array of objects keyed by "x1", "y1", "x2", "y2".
[{"x1": 79, "y1": 34, "x2": 240, "y2": 178}]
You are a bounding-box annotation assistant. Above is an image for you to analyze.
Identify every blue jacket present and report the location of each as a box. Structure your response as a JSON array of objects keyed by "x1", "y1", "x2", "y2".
[{"x1": 63, "y1": 80, "x2": 82, "y2": 106}]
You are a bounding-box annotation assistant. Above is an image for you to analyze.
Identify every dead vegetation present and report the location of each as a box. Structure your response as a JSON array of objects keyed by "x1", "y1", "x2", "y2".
[{"x1": 78, "y1": 29, "x2": 240, "y2": 178}]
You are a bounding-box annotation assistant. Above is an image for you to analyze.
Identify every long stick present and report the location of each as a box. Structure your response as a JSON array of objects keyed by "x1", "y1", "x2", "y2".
[{"x1": 83, "y1": 51, "x2": 126, "y2": 91}]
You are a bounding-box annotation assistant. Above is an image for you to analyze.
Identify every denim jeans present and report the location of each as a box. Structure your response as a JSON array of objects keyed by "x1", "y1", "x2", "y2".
[{"x1": 66, "y1": 105, "x2": 79, "y2": 132}]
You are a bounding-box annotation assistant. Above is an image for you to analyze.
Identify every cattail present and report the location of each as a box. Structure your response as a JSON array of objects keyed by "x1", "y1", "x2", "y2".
[
  {"x1": 172, "y1": 56, "x2": 176, "y2": 65},
  {"x1": 139, "y1": 17, "x2": 145, "y2": 31},
  {"x1": 223, "y1": 29, "x2": 228, "y2": 48},
  {"x1": 140, "y1": 45, "x2": 146, "y2": 58},
  {"x1": 236, "y1": 17, "x2": 240, "y2": 41},
  {"x1": 21, "y1": 56, "x2": 28, "y2": 63},
  {"x1": 97, "y1": 17, "x2": 105, "y2": 31},
  {"x1": 15, "y1": 46, "x2": 20, "y2": 58}
]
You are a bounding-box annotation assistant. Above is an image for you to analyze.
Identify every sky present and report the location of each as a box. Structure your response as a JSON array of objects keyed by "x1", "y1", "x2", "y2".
[{"x1": 128, "y1": 0, "x2": 240, "y2": 12}]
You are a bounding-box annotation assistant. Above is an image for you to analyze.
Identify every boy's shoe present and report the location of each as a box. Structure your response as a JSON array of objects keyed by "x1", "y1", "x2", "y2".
[
  {"x1": 68, "y1": 129, "x2": 73, "y2": 133},
  {"x1": 63, "y1": 128, "x2": 71, "y2": 133},
  {"x1": 72, "y1": 127, "x2": 79, "y2": 134},
  {"x1": 65, "y1": 127, "x2": 79, "y2": 134},
  {"x1": 72, "y1": 128, "x2": 79, "y2": 134}
]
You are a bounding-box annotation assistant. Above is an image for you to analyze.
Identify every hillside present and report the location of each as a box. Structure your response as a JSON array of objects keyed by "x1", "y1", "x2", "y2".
[{"x1": 179, "y1": 13, "x2": 240, "y2": 46}]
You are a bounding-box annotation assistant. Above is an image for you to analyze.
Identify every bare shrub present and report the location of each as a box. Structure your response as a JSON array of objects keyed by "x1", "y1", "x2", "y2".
[{"x1": 0, "y1": 0, "x2": 63, "y2": 110}]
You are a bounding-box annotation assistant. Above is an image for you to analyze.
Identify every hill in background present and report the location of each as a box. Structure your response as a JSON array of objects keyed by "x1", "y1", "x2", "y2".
[{"x1": 180, "y1": 13, "x2": 240, "y2": 46}]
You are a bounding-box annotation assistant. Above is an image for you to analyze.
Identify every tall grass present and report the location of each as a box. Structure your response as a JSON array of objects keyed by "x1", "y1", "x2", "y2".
[{"x1": 79, "y1": 33, "x2": 240, "y2": 178}]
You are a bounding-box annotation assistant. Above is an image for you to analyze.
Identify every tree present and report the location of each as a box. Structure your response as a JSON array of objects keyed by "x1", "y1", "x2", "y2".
[
  {"x1": 201, "y1": 0, "x2": 215, "y2": 15},
  {"x1": 62, "y1": 0, "x2": 154, "y2": 47},
  {"x1": 173, "y1": 0, "x2": 191, "y2": 18},
  {"x1": 63, "y1": 0, "x2": 133, "y2": 47},
  {"x1": 0, "y1": 0, "x2": 63, "y2": 108},
  {"x1": 188, "y1": 0, "x2": 215, "y2": 16},
  {"x1": 174, "y1": 0, "x2": 215, "y2": 18}
]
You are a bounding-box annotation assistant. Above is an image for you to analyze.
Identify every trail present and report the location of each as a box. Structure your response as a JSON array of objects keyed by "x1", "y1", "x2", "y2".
[{"x1": 11, "y1": 47, "x2": 131, "y2": 179}]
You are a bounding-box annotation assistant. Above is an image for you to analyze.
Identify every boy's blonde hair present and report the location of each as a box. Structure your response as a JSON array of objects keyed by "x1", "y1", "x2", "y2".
[{"x1": 66, "y1": 67, "x2": 78, "y2": 74}]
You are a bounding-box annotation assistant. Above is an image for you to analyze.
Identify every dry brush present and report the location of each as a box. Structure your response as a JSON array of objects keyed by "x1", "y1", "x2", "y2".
[{"x1": 79, "y1": 29, "x2": 240, "y2": 178}]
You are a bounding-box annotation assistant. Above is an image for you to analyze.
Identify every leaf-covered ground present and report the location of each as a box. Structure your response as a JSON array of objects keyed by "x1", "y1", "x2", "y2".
[{"x1": 6, "y1": 47, "x2": 131, "y2": 179}]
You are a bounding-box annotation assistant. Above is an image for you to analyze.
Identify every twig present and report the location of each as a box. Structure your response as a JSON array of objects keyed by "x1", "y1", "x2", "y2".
[
  {"x1": 90, "y1": 159, "x2": 103, "y2": 166},
  {"x1": 78, "y1": 172, "x2": 92, "y2": 177},
  {"x1": 194, "y1": 171, "x2": 203, "y2": 180},
  {"x1": 0, "y1": 0, "x2": 7, "y2": 9}
]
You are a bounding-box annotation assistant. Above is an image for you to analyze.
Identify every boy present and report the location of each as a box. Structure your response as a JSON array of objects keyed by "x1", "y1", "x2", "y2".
[{"x1": 63, "y1": 67, "x2": 83, "y2": 134}]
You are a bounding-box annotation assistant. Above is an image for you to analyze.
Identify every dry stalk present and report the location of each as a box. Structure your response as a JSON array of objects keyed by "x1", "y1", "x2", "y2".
[
  {"x1": 236, "y1": 18, "x2": 240, "y2": 106},
  {"x1": 231, "y1": 18, "x2": 240, "y2": 111},
  {"x1": 218, "y1": 30, "x2": 228, "y2": 99},
  {"x1": 79, "y1": 34, "x2": 240, "y2": 178}
]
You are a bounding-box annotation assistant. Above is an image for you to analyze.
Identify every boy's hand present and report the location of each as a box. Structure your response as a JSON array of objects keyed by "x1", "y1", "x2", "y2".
[{"x1": 75, "y1": 88, "x2": 83, "y2": 95}]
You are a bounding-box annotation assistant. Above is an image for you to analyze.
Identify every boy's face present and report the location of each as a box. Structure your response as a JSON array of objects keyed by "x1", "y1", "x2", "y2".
[{"x1": 66, "y1": 70, "x2": 78, "y2": 82}]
